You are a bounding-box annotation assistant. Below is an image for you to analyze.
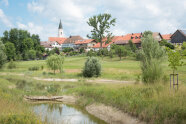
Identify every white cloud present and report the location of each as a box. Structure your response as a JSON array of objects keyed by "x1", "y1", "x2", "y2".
[
  {"x1": 0, "y1": 9, "x2": 12, "y2": 27},
  {"x1": 17, "y1": 22, "x2": 57, "y2": 41},
  {"x1": 27, "y1": 1, "x2": 44, "y2": 13},
  {"x1": 26, "y1": 0, "x2": 186, "y2": 40}
]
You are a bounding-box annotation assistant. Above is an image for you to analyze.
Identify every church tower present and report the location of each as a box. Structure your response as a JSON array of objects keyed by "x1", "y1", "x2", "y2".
[{"x1": 58, "y1": 19, "x2": 63, "y2": 37}]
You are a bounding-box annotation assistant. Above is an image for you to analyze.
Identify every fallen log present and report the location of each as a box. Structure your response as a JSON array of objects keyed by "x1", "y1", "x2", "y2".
[{"x1": 24, "y1": 95, "x2": 77, "y2": 103}]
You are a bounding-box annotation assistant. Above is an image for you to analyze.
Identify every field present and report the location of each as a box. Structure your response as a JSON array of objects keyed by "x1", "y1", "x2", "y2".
[{"x1": 0, "y1": 56, "x2": 186, "y2": 124}]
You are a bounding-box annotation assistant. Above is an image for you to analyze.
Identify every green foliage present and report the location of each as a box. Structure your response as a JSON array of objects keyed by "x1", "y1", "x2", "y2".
[
  {"x1": 0, "y1": 114, "x2": 41, "y2": 124},
  {"x1": 167, "y1": 49, "x2": 183, "y2": 74},
  {"x1": 87, "y1": 13, "x2": 116, "y2": 49},
  {"x1": 0, "y1": 40, "x2": 7, "y2": 68},
  {"x1": 160, "y1": 39, "x2": 174, "y2": 49},
  {"x1": 140, "y1": 33, "x2": 165, "y2": 83},
  {"x1": 7, "y1": 60, "x2": 16, "y2": 69},
  {"x1": 62, "y1": 47, "x2": 73, "y2": 53},
  {"x1": 46, "y1": 54, "x2": 65, "y2": 74},
  {"x1": 2, "y1": 28, "x2": 44, "y2": 60},
  {"x1": 28, "y1": 50, "x2": 36, "y2": 60},
  {"x1": 181, "y1": 42, "x2": 186, "y2": 50},
  {"x1": 28, "y1": 66, "x2": 39, "y2": 71},
  {"x1": 115, "y1": 45, "x2": 126, "y2": 60},
  {"x1": 83, "y1": 57, "x2": 101, "y2": 77},
  {"x1": 129, "y1": 40, "x2": 137, "y2": 52},
  {"x1": 47, "y1": 84, "x2": 61, "y2": 95},
  {"x1": 49, "y1": 47, "x2": 60, "y2": 55},
  {"x1": 109, "y1": 49, "x2": 114, "y2": 59},
  {"x1": 87, "y1": 49, "x2": 96, "y2": 57},
  {"x1": 80, "y1": 48, "x2": 85, "y2": 53},
  {"x1": 142, "y1": 31, "x2": 153, "y2": 37},
  {"x1": 5, "y1": 42, "x2": 16, "y2": 60}
]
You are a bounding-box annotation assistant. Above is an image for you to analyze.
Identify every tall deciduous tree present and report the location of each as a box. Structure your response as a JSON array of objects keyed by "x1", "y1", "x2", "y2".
[
  {"x1": 87, "y1": 13, "x2": 116, "y2": 50},
  {"x1": 0, "y1": 40, "x2": 7, "y2": 68},
  {"x1": 5, "y1": 42, "x2": 16, "y2": 60}
]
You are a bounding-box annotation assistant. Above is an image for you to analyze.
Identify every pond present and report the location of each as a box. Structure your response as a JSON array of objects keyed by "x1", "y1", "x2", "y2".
[{"x1": 32, "y1": 103, "x2": 106, "y2": 124}]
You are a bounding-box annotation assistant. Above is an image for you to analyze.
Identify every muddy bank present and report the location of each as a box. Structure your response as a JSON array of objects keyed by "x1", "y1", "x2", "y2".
[
  {"x1": 24, "y1": 95, "x2": 77, "y2": 104},
  {"x1": 86, "y1": 103, "x2": 146, "y2": 124}
]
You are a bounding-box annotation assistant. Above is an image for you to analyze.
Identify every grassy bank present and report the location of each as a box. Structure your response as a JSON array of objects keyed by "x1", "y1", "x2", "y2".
[
  {"x1": 65, "y1": 82, "x2": 186, "y2": 124},
  {"x1": 0, "y1": 78, "x2": 42, "y2": 124}
]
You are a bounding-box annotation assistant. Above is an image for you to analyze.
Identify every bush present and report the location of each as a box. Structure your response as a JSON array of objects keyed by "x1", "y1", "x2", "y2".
[
  {"x1": 47, "y1": 84, "x2": 61, "y2": 94},
  {"x1": 28, "y1": 66, "x2": 39, "y2": 71},
  {"x1": 83, "y1": 57, "x2": 101, "y2": 77},
  {"x1": 87, "y1": 49, "x2": 96, "y2": 57},
  {"x1": 7, "y1": 60, "x2": 16, "y2": 69},
  {"x1": 140, "y1": 32, "x2": 165, "y2": 83}
]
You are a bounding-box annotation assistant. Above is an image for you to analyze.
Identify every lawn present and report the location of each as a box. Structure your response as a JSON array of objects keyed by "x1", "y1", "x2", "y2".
[{"x1": 1, "y1": 56, "x2": 186, "y2": 84}]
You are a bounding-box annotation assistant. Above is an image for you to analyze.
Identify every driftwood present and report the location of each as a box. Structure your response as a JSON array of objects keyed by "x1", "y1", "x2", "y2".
[{"x1": 24, "y1": 95, "x2": 76, "y2": 103}]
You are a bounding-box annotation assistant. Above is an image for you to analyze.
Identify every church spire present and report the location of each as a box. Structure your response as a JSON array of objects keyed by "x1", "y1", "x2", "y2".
[
  {"x1": 58, "y1": 19, "x2": 62, "y2": 29},
  {"x1": 58, "y1": 19, "x2": 63, "y2": 37}
]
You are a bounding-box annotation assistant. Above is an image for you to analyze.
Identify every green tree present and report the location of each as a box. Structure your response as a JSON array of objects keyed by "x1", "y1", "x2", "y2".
[
  {"x1": 181, "y1": 42, "x2": 186, "y2": 50},
  {"x1": 140, "y1": 33, "x2": 165, "y2": 83},
  {"x1": 115, "y1": 45, "x2": 125, "y2": 60},
  {"x1": 129, "y1": 40, "x2": 137, "y2": 52},
  {"x1": 0, "y1": 40, "x2": 7, "y2": 68},
  {"x1": 5, "y1": 42, "x2": 16, "y2": 60},
  {"x1": 167, "y1": 49, "x2": 183, "y2": 74},
  {"x1": 46, "y1": 54, "x2": 65, "y2": 74},
  {"x1": 109, "y1": 49, "x2": 114, "y2": 59},
  {"x1": 142, "y1": 31, "x2": 153, "y2": 37},
  {"x1": 28, "y1": 50, "x2": 36, "y2": 60},
  {"x1": 87, "y1": 13, "x2": 116, "y2": 57}
]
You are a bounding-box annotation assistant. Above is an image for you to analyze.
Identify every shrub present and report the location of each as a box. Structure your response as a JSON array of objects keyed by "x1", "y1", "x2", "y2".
[
  {"x1": 7, "y1": 60, "x2": 16, "y2": 69},
  {"x1": 87, "y1": 49, "x2": 96, "y2": 57},
  {"x1": 28, "y1": 66, "x2": 39, "y2": 71},
  {"x1": 140, "y1": 32, "x2": 165, "y2": 83},
  {"x1": 83, "y1": 57, "x2": 101, "y2": 77},
  {"x1": 47, "y1": 84, "x2": 61, "y2": 94},
  {"x1": 46, "y1": 54, "x2": 65, "y2": 74},
  {"x1": 16, "y1": 80, "x2": 27, "y2": 89}
]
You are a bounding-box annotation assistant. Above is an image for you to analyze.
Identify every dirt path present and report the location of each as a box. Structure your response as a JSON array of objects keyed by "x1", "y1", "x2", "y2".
[
  {"x1": 86, "y1": 103, "x2": 146, "y2": 124},
  {"x1": 0, "y1": 72, "x2": 135, "y2": 84}
]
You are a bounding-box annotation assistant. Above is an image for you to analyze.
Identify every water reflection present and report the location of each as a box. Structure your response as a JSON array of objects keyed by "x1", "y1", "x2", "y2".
[{"x1": 32, "y1": 103, "x2": 106, "y2": 124}]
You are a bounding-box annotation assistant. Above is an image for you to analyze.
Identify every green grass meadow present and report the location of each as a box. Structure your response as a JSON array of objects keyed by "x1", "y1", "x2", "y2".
[{"x1": 0, "y1": 56, "x2": 186, "y2": 123}]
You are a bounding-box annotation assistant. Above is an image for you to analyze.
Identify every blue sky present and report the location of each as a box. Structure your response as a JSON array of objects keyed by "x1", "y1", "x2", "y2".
[{"x1": 0, "y1": 0, "x2": 186, "y2": 41}]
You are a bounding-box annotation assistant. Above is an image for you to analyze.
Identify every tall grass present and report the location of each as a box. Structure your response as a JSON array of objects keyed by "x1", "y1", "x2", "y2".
[{"x1": 68, "y1": 83, "x2": 186, "y2": 124}]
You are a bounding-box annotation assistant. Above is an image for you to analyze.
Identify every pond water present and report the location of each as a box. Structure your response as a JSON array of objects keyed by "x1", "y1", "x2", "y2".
[{"x1": 32, "y1": 103, "x2": 106, "y2": 124}]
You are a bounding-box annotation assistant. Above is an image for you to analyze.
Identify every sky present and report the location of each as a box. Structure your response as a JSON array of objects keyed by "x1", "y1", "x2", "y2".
[{"x1": 0, "y1": 0, "x2": 186, "y2": 41}]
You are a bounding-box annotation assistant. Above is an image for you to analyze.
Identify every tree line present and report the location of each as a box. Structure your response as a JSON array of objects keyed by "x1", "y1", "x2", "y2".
[{"x1": 1, "y1": 28, "x2": 44, "y2": 61}]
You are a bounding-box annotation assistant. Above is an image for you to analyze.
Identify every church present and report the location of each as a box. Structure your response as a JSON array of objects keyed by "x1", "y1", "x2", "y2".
[{"x1": 41, "y1": 20, "x2": 84, "y2": 51}]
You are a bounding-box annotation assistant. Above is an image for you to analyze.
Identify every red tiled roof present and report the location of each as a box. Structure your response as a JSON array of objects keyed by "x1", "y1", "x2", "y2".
[
  {"x1": 48, "y1": 37, "x2": 67, "y2": 44},
  {"x1": 75, "y1": 39, "x2": 95, "y2": 45},
  {"x1": 162, "y1": 34, "x2": 172, "y2": 40},
  {"x1": 93, "y1": 36, "x2": 123, "y2": 48}
]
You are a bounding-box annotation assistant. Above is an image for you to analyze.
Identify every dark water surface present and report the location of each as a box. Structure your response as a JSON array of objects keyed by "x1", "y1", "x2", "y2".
[{"x1": 32, "y1": 103, "x2": 106, "y2": 124}]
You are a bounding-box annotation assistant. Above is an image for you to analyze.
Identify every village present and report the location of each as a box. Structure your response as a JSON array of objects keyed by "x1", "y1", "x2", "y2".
[
  {"x1": 0, "y1": 0, "x2": 186, "y2": 124},
  {"x1": 41, "y1": 20, "x2": 186, "y2": 53}
]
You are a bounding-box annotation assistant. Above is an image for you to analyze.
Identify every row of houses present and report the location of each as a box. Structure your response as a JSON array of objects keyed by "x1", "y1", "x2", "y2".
[{"x1": 41, "y1": 20, "x2": 186, "y2": 52}]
